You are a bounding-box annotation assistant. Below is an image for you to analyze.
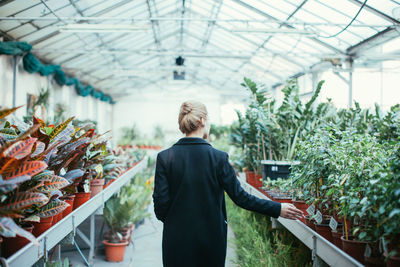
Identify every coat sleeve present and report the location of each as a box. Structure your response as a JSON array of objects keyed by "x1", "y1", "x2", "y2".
[
  {"x1": 219, "y1": 152, "x2": 281, "y2": 218},
  {"x1": 153, "y1": 153, "x2": 170, "y2": 222}
]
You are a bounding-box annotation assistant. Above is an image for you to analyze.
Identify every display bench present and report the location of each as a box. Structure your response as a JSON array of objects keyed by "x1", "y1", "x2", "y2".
[
  {"x1": 0, "y1": 159, "x2": 148, "y2": 267},
  {"x1": 237, "y1": 174, "x2": 363, "y2": 267}
]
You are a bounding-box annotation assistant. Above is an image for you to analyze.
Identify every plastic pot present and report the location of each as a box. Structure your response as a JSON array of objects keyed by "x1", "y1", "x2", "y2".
[
  {"x1": 292, "y1": 200, "x2": 308, "y2": 223},
  {"x1": 255, "y1": 174, "x2": 263, "y2": 188},
  {"x1": 52, "y1": 214, "x2": 62, "y2": 225},
  {"x1": 314, "y1": 222, "x2": 333, "y2": 243},
  {"x1": 364, "y1": 255, "x2": 384, "y2": 267},
  {"x1": 60, "y1": 195, "x2": 75, "y2": 217},
  {"x1": 103, "y1": 180, "x2": 113, "y2": 189},
  {"x1": 272, "y1": 197, "x2": 292, "y2": 204},
  {"x1": 103, "y1": 240, "x2": 129, "y2": 262},
  {"x1": 32, "y1": 217, "x2": 53, "y2": 237},
  {"x1": 341, "y1": 236, "x2": 368, "y2": 264},
  {"x1": 384, "y1": 251, "x2": 400, "y2": 267},
  {"x1": 73, "y1": 192, "x2": 91, "y2": 210},
  {"x1": 246, "y1": 171, "x2": 255, "y2": 186},
  {"x1": 331, "y1": 229, "x2": 343, "y2": 249},
  {"x1": 2, "y1": 224, "x2": 34, "y2": 258},
  {"x1": 305, "y1": 215, "x2": 316, "y2": 231},
  {"x1": 90, "y1": 179, "x2": 105, "y2": 198}
]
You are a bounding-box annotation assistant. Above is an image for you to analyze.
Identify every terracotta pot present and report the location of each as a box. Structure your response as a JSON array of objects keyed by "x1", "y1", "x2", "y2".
[
  {"x1": 90, "y1": 179, "x2": 105, "y2": 198},
  {"x1": 341, "y1": 236, "x2": 368, "y2": 264},
  {"x1": 60, "y1": 195, "x2": 75, "y2": 217},
  {"x1": 52, "y1": 214, "x2": 62, "y2": 225},
  {"x1": 103, "y1": 240, "x2": 129, "y2": 262},
  {"x1": 2, "y1": 224, "x2": 33, "y2": 258},
  {"x1": 364, "y1": 255, "x2": 384, "y2": 267},
  {"x1": 272, "y1": 197, "x2": 292, "y2": 204},
  {"x1": 384, "y1": 251, "x2": 400, "y2": 267},
  {"x1": 331, "y1": 229, "x2": 343, "y2": 249},
  {"x1": 314, "y1": 222, "x2": 333, "y2": 243},
  {"x1": 103, "y1": 180, "x2": 113, "y2": 189},
  {"x1": 292, "y1": 200, "x2": 308, "y2": 223},
  {"x1": 255, "y1": 174, "x2": 263, "y2": 188},
  {"x1": 305, "y1": 215, "x2": 316, "y2": 231},
  {"x1": 33, "y1": 217, "x2": 53, "y2": 237},
  {"x1": 73, "y1": 192, "x2": 91, "y2": 210}
]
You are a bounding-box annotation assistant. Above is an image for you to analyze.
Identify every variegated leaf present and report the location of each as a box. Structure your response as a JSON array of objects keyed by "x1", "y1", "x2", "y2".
[
  {"x1": 0, "y1": 105, "x2": 23, "y2": 120},
  {"x1": 0, "y1": 192, "x2": 48, "y2": 211},
  {"x1": 0, "y1": 217, "x2": 39, "y2": 245},
  {"x1": 30, "y1": 141, "x2": 45, "y2": 158},
  {"x1": 0, "y1": 132, "x2": 17, "y2": 142},
  {"x1": 36, "y1": 175, "x2": 70, "y2": 193},
  {"x1": 50, "y1": 126, "x2": 74, "y2": 145},
  {"x1": 32, "y1": 170, "x2": 54, "y2": 181},
  {"x1": 38, "y1": 199, "x2": 69, "y2": 218},
  {"x1": 62, "y1": 169, "x2": 85, "y2": 181},
  {"x1": 49, "y1": 117, "x2": 75, "y2": 140},
  {"x1": 0, "y1": 128, "x2": 17, "y2": 135},
  {"x1": 3, "y1": 161, "x2": 48, "y2": 180},
  {"x1": 0, "y1": 175, "x2": 30, "y2": 193},
  {"x1": 2, "y1": 137, "x2": 37, "y2": 159}
]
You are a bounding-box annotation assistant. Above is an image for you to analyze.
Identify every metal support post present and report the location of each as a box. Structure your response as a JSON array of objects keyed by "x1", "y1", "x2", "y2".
[
  {"x1": 348, "y1": 58, "x2": 354, "y2": 108},
  {"x1": 12, "y1": 55, "x2": 18, "y2": 108},
  {"x1": 88, "y1": 214, "x2": 95, "y2": 265}
]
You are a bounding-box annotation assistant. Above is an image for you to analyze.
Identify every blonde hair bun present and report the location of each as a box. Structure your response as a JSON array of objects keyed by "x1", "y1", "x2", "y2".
[{"x1": 178, "y1": 101, "x2": 208, "y2": 134}]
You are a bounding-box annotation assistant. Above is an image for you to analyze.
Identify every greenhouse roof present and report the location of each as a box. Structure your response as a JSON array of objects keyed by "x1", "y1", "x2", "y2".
[{"x1": 0, "y1": 0, "x2": 399, "y2": 99}]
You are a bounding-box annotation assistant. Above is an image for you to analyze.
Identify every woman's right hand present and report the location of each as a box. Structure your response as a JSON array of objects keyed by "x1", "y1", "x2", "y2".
[{"x1": 280, "y1": 203, "x2": 304, "y2": 220}]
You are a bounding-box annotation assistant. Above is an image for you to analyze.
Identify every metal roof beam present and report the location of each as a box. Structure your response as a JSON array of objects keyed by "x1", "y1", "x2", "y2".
[
  {"x1": 230, "y1": 0, "x2": 345, "y2": 55},
  {"x1": 346, "y1": 26, "x2": 399, "y2": 56},
  {"x1": 348, "y1": 0, "x2": 400, "y2": 25},
  {"x1": 0, "y1": 0, "x2": 16, "y2": 8}
]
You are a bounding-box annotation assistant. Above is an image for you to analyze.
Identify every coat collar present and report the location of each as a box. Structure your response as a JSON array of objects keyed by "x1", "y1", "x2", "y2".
[{"x1": 174, "y1": 137, "x2": 211, "y2": 146}]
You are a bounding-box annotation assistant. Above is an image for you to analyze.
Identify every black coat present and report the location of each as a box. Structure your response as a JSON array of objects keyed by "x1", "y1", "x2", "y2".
[{"x1": 153, "y1": 137, "x2": 281, "y2": 267}]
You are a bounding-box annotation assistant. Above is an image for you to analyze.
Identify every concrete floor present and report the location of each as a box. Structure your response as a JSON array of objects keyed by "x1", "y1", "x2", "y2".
[{"x1": 64, "y1": 206, "x2": 237, "y2": 267}]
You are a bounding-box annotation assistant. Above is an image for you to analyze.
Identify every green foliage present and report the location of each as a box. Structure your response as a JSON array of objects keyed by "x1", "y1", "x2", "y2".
[
  {"x1": 103, "y1": 167, "x2": 153, "y2": 243},
  {"x1": 226, "y1": 197, "x2": 311, "y2": 267},
  {"x1": 45, "y1": 258, "x2": 70, "y2": 267}
]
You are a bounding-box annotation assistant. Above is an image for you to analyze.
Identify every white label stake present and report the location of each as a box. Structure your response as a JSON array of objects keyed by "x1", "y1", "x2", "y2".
[
  {"x1": 315, "y1": 210, "x2": 323, "y2": 224},
  {"x1": 306, "y1": 204, "x2": 315, "y2": 216},
  {"x1": 329, "y1": 216, "x2": 338, "y2": 230}
]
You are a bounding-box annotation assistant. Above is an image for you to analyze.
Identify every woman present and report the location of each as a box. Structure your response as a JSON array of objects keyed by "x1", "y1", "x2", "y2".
[{"x1": 153, "y1": 101, "x2": 303, "y2": 267}]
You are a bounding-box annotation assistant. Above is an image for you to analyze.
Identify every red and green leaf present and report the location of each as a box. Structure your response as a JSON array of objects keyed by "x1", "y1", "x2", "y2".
[
  {"x1": 0, "y1": 105, "x2": 23, "y2": 120},
  {"x1": 31, "y1": 141, "x2": 45, "y2": 158},
  {"x1": 2, "y1": 137, "x2": 37, "y2": 159},
  {"x1": 49, "y1": 117, "x2": 75, "y2": 140},
  {"x1": 38, "y1": 200, "x2": 69, "y2": 218},
  {"x1": 0, "y1": 158, "x2": 19, "y2": 175},
  {"x1": 36, "y1": 176, "x2": 70, "y2": 193},
  {"x1": 33, "y1": 116, "x2": 46, "y2": 128},
  {"x1": 0, "y1": 192, "x2": 48, "y2": 211},
  {"x1": 3, "y1": 161, "x2": 48, "y2": 180},
  {"x1": 0, "y1": 217, "x2": 39, "y2": 245}
]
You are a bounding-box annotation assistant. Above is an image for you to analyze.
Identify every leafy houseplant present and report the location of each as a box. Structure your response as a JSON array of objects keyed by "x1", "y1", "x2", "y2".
[{"x1": 102, "y1": 185, "x2": 151, "y2": 262}]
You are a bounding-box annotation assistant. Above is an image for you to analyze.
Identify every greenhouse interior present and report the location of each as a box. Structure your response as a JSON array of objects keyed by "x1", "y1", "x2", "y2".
[{"x1": 0, "y1": 0, "x2": 400, "y2": 266}]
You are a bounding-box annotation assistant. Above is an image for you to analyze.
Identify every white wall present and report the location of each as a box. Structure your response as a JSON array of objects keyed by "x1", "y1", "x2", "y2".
[
  {"x1": 0, "y1": 54, "x2": 112, "y2": 135},
  {"x1": 113, "y1": 84, "x2": 228, "y2": 143}
]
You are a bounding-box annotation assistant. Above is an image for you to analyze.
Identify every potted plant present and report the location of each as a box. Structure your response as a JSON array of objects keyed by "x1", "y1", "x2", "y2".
[{"x1": 102, "y1": 195, "x2": 129, "y2": 262}]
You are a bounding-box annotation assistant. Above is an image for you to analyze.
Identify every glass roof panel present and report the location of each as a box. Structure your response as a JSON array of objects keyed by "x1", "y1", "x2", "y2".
[{"x1": 0, "y1": 0, "x2": 398, "y2": 98}]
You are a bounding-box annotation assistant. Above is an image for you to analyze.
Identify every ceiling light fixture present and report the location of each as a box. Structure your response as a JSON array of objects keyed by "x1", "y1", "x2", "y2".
[{"x1": 59, "y1": 24, "x2": 150, "y2": 33}]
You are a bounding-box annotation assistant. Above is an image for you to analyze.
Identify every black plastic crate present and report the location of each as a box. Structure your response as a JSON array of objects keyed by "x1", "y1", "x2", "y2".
[{"x1": 261, "y1": 160, "x2": 299, "y2": 180}]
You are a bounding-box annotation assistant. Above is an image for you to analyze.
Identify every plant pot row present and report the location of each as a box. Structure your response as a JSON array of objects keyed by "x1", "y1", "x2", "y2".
[
  {"x1": 137, "y1": 145, "x2": 162, "y2": 150},
  {"x1": 1, "y1": 186, "x2": 104, "y2": 258},
  {"x1": 300, "y1": 213, "x2": 399, "y2": 266}
]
